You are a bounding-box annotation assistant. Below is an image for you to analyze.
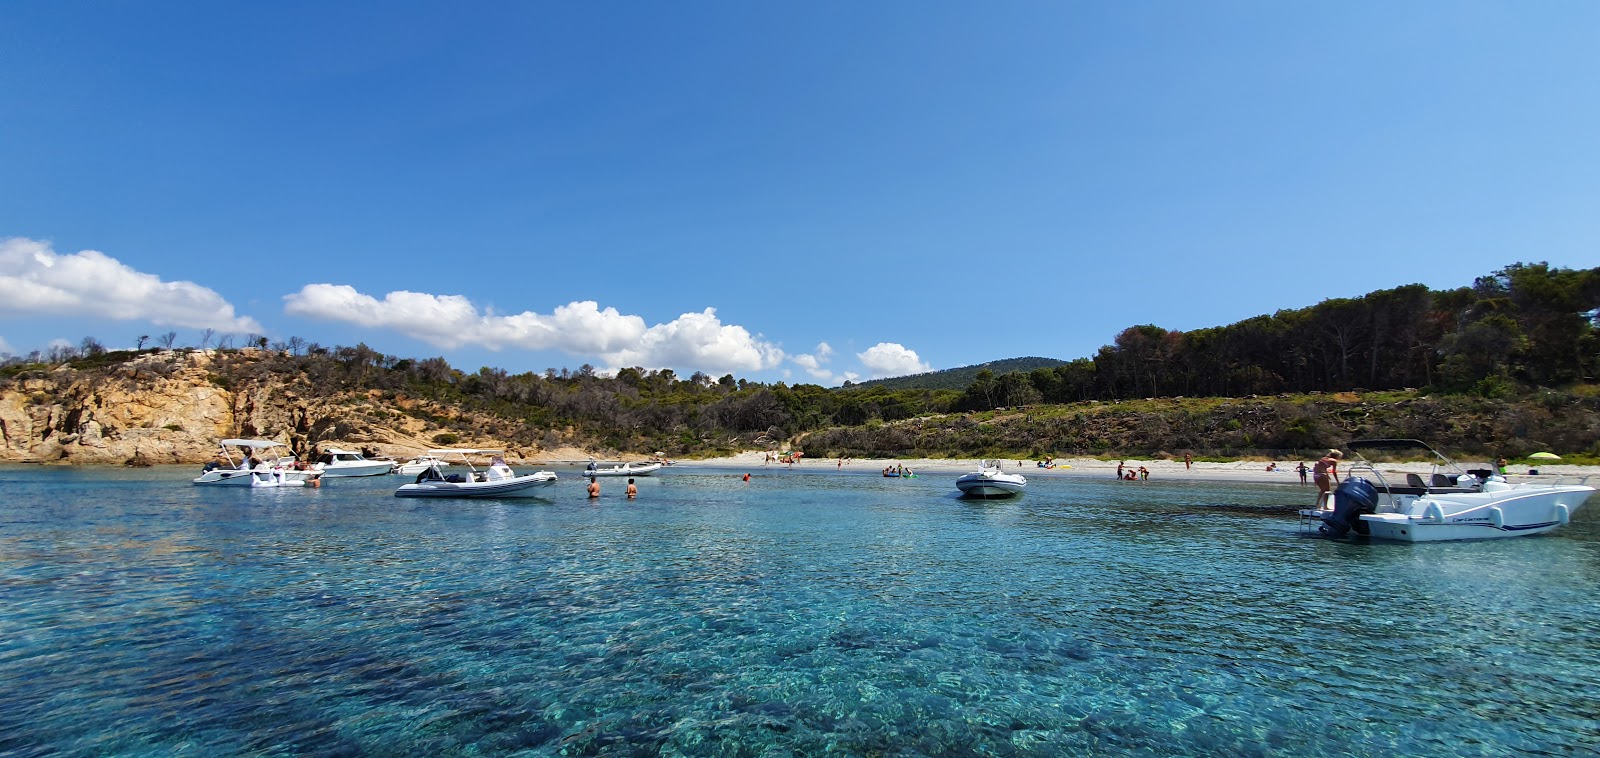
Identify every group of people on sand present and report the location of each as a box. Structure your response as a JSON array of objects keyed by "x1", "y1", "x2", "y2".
[{"x1": 1113, "y1": 461, "x2": 1150, "y2": 481}]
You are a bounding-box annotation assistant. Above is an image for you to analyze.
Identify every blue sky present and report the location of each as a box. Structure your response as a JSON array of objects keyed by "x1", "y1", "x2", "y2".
[{"x1": 3, "y1": 2, "x2": 1597, "y2": 383}]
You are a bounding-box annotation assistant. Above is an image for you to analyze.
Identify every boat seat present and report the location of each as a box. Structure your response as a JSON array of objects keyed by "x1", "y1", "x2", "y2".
[
  {"x1": 1430, "y1": 473, "x2": 1454, "y2": 487},
  {"x1": 1406, "y1": 473, "x2": 1427, "y2": 489}
]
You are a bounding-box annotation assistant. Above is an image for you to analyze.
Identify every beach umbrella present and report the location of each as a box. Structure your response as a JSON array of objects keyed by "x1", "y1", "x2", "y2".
[{"x1": 1528, "y1": 451, "x2": 1562, "y2": 460}]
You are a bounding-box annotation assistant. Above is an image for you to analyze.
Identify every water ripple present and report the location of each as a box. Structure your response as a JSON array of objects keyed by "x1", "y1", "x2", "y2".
[{"x1": 1, "y1": 466, "x2": 1597, "y2": 755}]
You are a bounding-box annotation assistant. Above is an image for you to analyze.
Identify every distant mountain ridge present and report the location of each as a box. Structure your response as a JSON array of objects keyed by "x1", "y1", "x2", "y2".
[{"x1": 845, "y1": 356, "x2": 1068, "y2": 391}]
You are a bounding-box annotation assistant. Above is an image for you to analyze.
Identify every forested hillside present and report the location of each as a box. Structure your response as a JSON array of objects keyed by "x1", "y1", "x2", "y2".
[
  {"x1": 2, "y1": 262, "x2": 1596, "y2": 462},
  {"x1": 846, "y1": 357, "x2": 1068, "y2": 391},
  {"x1": 947, "y1": 262, "x2": 1600, "y2": 410}
]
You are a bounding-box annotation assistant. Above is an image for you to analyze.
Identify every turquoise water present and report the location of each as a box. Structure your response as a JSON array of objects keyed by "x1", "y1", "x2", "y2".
[{"x1": 2, "y1": 464, "x2": 1598, "y2": 756}]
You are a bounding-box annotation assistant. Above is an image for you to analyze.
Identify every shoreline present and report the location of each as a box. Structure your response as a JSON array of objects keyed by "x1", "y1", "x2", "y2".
[
  {"x1": 7, "y1": 451, "x2": 1597, "y2": 488},
  {"x1": 669, "y1": 451, "x2": 1600, "y2": 486}
]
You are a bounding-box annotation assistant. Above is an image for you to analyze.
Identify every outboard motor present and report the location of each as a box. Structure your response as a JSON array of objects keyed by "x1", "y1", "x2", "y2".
[{"x1": 1322, "y1": 477, "x2": 1379, "y2": 537}]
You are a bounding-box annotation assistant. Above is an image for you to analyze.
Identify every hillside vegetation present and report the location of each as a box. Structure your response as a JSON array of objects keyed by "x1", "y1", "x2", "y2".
[
  {"x1": 1, "y1": 261, "x2": 1596, "y2": 463},
  {"x1": 847, "y1": 357, "x2": 1069, "y2": 391}
]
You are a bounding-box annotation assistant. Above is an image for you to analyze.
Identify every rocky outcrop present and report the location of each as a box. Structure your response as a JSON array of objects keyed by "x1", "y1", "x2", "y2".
[{"x1": 0, "y1": 350, "x2": 526, "y2": 464}]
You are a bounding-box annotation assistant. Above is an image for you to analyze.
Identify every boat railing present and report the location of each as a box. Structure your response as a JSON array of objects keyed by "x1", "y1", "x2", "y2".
[{"x1": 1504, "y1": 472, "x2": 1599, "y2": 488}]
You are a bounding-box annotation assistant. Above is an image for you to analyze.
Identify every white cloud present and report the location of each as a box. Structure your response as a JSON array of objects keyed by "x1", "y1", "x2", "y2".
[
  {"x1": 0, "y1": 237, "x2": 262, "y2": 332},
  {"x1": 284, "y1": 284, "x2": 786, "y2": 374},
  {"x1": 792, "y1": 341, "x2": 836, "y2": 380},
  {"x1": 858, "y1": 342, "x2": 932, "y2": 378}
]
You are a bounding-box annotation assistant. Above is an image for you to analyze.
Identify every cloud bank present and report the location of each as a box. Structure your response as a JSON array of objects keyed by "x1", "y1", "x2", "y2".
[
  {"x1": 284, "y1": 283, "x2": 785, "y2": 374},
  {"x1": 0, "y1": 237, "x2": 261, "y2": 332},
  {"x1": 857, "y1": 342, "x2": 932, "y2": 378}
]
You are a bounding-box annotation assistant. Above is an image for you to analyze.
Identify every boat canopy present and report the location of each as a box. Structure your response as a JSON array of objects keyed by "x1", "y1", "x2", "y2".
[{"x1": 219, "y1": 439, "x2": 289, "y2": 449}]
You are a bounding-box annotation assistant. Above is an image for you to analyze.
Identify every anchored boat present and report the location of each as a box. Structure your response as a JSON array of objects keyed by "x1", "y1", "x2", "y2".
[
  {"x1": 395, "y1": 449, "x2": 557, "y2": 498},
  {"x1": 955, "y1": 460, "x2": 1027, "y2": 498},
  {"x1": 1304, "y1": 439, "x2": 1594, "y2": 541}
]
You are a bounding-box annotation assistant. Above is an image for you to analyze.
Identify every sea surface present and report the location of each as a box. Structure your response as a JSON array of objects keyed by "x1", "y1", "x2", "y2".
[{"x1": 2, "y1": 464, "x2": 1598, "y2": 756}]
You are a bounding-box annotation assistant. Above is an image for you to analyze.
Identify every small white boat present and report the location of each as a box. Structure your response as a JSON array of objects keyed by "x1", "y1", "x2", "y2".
[
  {"x1": 583, "y1": 460, "x2": 664, "y2": 477},
  {"x1": 193, "y1": 439, "x2": 322, "y2": 488},
  {"x1": 313, "y1": 448, "x2": 395, "y2": 478},
  {"x1": 1305, "y1": 439, "x2": 1595, "y2": 541},
  {"x1": 955, "y1": 461, "x2": 1027, "y2": 498},
  {"x1": 394, "y1": 454, "x2": 451, "y2": 476},
  {"x1": 395, "y1": 449, "x2": 558, "y2": 498}
]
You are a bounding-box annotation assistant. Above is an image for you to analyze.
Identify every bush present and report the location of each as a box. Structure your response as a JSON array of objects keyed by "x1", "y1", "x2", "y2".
[{"x1": 433, "y1": 432, "x2": 459, "y2": 445}]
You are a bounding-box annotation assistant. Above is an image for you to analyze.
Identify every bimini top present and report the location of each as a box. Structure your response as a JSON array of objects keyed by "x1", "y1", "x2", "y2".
[{"x1": 218, "y1": 439, "x2": 290, "y2": 449}]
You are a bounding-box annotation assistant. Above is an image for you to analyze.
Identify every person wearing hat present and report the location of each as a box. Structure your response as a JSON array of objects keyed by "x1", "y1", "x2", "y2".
[{"x1": 1313, "y1": 449, "x2": 1343, "y2": 509}]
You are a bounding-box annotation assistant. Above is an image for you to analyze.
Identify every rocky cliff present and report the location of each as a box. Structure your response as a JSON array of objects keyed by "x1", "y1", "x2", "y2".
[{"x1": 0, "y1": 350, "x2": 520, "y2": 464}]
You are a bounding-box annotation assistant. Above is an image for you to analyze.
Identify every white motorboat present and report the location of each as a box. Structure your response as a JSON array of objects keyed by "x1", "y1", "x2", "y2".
[
  {"x1": 395, "y1": 449, "x2": 558, "y2": 498},
  {"x1": 955, "y1": 461, "x2": 1027, "y2": 498},
  {"x1": 1305, "y1": 439, "x2": 1594, "y2": 541},
  {"x1": 582, "y1": 460, "x2": 664, "y2": 477},
  {"x1": 312, "y1": 448, "x2": 395, "y2": 478},
  {"x1": 394, "y1": 454, "x2": 451, "y2": 476},
  {"x1": 193, "y1": 439, "x2": 322, "y2": 488}
]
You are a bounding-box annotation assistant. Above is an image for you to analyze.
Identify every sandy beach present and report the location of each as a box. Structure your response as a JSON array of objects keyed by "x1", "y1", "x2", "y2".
[{"x1": 671, "y1": 451, "x2": 1600, "y2": 486}]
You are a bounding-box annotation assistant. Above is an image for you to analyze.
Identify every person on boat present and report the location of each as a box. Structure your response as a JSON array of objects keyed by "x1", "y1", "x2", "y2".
[
  {"x1": 1295, "y1": 461, "x2": 1309, "y2": 485},
  {"x1": 1313, "y1": 449, "x2": 1343, "y2": 509},
  {"x1": 587, "y1": 479, "x2": 600, "y2": 499},
  {"x1": 202, "y1": 456, "x2": 224, "y2": 473},
  {"x1": 1496, "y1": 457, "x2": 1508, "y2": 475},
  {"x1": 626, "y1": 478, "x2": 637, "y2": 499},
  {"x1": 586, "y1": 460, "x2": 597, "y2": 472},
  {"x1": 243, "y1": 454, "x2": 260, "y2": 470}
]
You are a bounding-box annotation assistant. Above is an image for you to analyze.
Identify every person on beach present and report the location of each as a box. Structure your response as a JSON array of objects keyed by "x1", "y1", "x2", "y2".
[
  {"x1": 1138, "y1": 466, "x2": 1149, "y2": 481},
  {"x1": 1296, "y1": 461, "x2": 1309, "y2": 485},
  {"x1": 1313, "y1": 449, "x2": 1343, "y2": 509},
  {"x1": 1184, "y1": 453, "x2": 1192, "y2": 470},
  {"x1": 626, "y1": 478, "x2": 637, "y2": 499},
  {"x1": 587, "y1": 479, "x2": 600, "y2": 499},
  {"x1": 1116, "y1": 461, "x2": 1125, "y2": 479}
]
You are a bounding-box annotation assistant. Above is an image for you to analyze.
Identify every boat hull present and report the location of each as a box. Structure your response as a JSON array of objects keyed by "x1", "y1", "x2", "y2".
[
  {"x1": 584, "y1": 463, "x2": 663, "y2": 477},
  {"x1": 1358, "y1": 486, "x2": 1592, "y2": 542},
  {"x1": 395, "y1": 472, "x2": 558, "y2": 498},
  {"x1": 315, "y1": 462, "x2": 395, "y2": 478},
  {"x1": 955, "y1": 474, "x2": 1026, "y2": 498},
  {"x1": 395, "y1": 459, "x2": 449, "y2": 476},
  {"x1": 194, "y1": 469, "x2": 320, "y2": 487}
]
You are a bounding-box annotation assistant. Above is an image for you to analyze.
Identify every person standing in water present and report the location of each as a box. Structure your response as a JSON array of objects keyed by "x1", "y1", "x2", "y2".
[
  {"x1": 1313, "y1": 449, "x2": 1343, "y2": 509},
  {"x1": 587, "y1": 478, "x2": 600, "y2": 499},
  {"x1": 626, "y1": 478, "x2": 637, "y2": 499}
]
